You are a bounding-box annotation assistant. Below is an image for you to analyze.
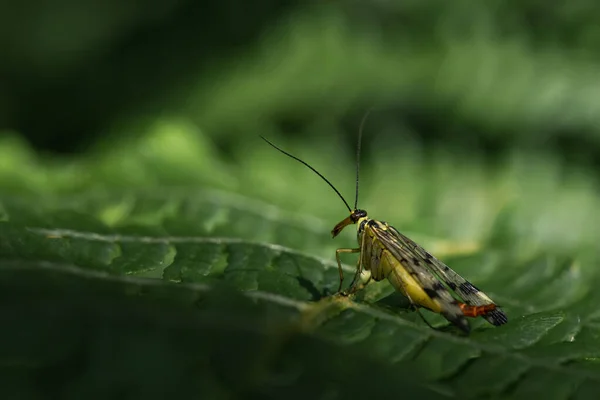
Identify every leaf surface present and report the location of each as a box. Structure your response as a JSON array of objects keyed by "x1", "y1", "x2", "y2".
[{"x1": 2, "y1": 125, "x2": 600, "y2": 399}]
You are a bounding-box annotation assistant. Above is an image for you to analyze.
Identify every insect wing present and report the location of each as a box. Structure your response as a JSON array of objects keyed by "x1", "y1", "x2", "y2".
[
  {"x1": 387, "y1": 226, "x2": 508, "y2": 326},
  {"x1": 365, "y1": 221, "x2": 470, "y2": 332}
]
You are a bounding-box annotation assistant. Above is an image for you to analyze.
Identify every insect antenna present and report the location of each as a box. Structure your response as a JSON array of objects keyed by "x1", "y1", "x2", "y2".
[
  {"x1": 354, "y1": 108, "x2": 373, "y2": 210},
  {"x1": 260, "y1": 136, "x2": 352, "y2": 212}
]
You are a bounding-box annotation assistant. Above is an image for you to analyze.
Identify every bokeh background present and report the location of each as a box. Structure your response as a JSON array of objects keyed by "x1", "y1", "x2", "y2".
[
  {"x1": 3, "y1": 0, "x2": 600, "y2": 257},
  {"x1": 5, "y1": 0, "x2": 600, "y2": 158},
  {"x1": 3, "y1": 1, "x2": 600, "y2": 398}
]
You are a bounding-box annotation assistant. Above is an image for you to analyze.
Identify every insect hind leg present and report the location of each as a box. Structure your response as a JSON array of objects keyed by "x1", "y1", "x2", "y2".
[
  {"x1": 397, "y1": 289, "x2": 440, "y2": 331},
  {"x1": 387, "y1": 268, "x2": 443, "y2": 332},
  {"x1": 411, "y1": 304, "x2": 438, "y2": 331},
  {"x1": 335, "y1": 248, "x2": 361, "y2": 294}
]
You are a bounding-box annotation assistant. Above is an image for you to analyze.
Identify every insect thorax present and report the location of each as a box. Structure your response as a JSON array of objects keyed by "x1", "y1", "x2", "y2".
[
  {"x1": 357, "y1": 217, "x2": 391, "y2": 243},
  {"x1": 356, "y1": 216, "x2": 370, "y2": 243}
]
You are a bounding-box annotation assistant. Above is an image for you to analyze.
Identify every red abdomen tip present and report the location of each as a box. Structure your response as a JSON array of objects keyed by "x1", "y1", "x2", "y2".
[{"x1": 459, "y1": 303, "x2": 497, "y2": 318}]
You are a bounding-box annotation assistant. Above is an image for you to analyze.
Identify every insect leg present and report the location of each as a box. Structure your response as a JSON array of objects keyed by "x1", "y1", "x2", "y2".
[
  {"x1": 350, "y1": 273, "x2": 372, "y2": 294},
  {"x1": 344, "y1": 255, "x2": 366, "y2": 295},
  {"x1": 340, "y1": 230, "x2": 368, "y2": 295},
  {"x1": 412, "y1": 304, "x2": 437, "y2": 331},
  {"x1": 335, "y1": 248, "x2": 360, "y2": 293},
  {"x1": 388, "y1": 266, "x2": 438, "y2": 331}
]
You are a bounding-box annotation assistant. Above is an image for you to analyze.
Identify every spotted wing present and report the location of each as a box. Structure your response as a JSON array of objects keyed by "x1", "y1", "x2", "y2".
[
  {"x1": 386, "y1": 225, "x2": 507, "y2": 326},
  {"x1": 364, "y1": 222, "x2": 470, "y2": 333}
]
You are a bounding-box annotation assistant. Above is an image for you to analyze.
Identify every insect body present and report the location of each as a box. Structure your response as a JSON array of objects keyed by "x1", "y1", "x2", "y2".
[
  {"x1": 261, "y1": 118, "x2": 507, "y2": 333},
  {"x1": 332, "y1": 210, "x2": 507, "y2": 333}
]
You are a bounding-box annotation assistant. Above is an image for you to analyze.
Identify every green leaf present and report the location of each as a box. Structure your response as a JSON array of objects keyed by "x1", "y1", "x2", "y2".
[
  {"x1": 0, "y1": 260, "x2": 450, "y2": 400},
  {"x1": 1, "y1": 220, "x2": 598, "y2": 398},
  {"x1": 3, "y1": 124, "x2": 600, "y2": 399}
]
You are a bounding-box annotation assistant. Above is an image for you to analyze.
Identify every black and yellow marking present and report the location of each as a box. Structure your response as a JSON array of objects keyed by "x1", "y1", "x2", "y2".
[{"x1": 260, "y1": 113, "x2": 507, "y2": 334}]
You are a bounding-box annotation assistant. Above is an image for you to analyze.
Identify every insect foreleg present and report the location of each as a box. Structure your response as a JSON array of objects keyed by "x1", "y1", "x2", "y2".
[
  {"x1": 344, "y1": 254, "x2": 365, "y2": 295},
  {"x1": 335, "y1": 248, "x2": 360, "y2": 293},
  {"x1": 349, "y1": 272, "x2": 372, "y2": 294},
  {"x1": 338, "y1": 229, "x2": 369, "y2": 295}
]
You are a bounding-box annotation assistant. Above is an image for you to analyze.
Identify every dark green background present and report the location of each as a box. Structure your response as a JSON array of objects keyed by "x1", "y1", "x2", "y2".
[
  {"x1": 2, "y1": 1, "x2": 600, "y2": 399},
  {"x1": 4, "y1": 1, "x2": 600, "y2": 161}
]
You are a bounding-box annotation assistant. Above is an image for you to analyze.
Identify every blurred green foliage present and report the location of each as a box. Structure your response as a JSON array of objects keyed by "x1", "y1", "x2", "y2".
[
  {"x1": 2, "y1": 117, "x2": 600, "y2": 398},
  {"x1": 4, "y1": 0, "x2": 600, "y2": 159},
  {"x1": 3, "y1": 1, "x2": 600, "y2": 398}
]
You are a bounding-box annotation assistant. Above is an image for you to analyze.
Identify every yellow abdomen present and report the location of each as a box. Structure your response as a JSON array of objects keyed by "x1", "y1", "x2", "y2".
[{"x1": 380, "y1": 250, "x2": 443, "y2": 313}]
